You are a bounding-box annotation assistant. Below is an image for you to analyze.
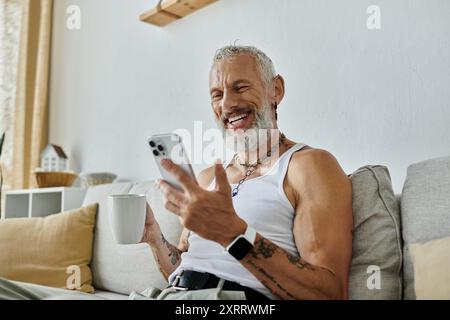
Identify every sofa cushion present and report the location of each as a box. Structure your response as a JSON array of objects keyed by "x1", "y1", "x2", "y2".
[
  {"x1": 0, "y1": 204, "x2": 98, "y2": 293},
  {"x1": 410, "y1": 236, "x2": 450, "y2": 299},
  {"x1": 349, "y1": 166, "x2": 402, "y2": 300},
  {"x1": 93, "y1": 290, "x2": 129, "y2": 300},
  {"x1": 82, "y1": 181, "x2": 183, "y2": 295},
  {"x1": 82, "y1": 182, "x2": 132, "y2": 292},
  {"x1": 401, "y1": 156, "x2": 450, "y2": 299}
]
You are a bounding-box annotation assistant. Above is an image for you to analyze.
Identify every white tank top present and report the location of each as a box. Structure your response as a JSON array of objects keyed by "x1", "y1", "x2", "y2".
[{"x1": 168, "y1": 143, "x2": 308, "y2": 299}]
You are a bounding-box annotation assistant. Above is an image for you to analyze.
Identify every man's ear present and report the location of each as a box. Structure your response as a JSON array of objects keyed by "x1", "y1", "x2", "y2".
[{"x1": 271, "y1": 75, "x2": 285, "y2": 106}]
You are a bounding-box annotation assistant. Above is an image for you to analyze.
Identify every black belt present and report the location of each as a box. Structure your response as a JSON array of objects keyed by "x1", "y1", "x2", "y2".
[{"x1": 169, "y1": 270, "x2": 271, "y2": 301}]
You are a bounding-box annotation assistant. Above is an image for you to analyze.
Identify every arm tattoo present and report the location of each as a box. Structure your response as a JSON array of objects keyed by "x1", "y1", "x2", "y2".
[
  {"x1": 150, "y1": 246, "x2": 169, "y2": 279},
  {"x1": 250, "y1": 237, "x2": 314, "y2": 270},
  {"x1": 246, "y1": 259, "x2": 295, "y2": 299},
  {"x1": 250, "y1": 238, "x2": 277, "y2": 259},
  {"x1": 169, "y1": 250, "x2": 180, "y2": 265},
  {"x1": 245, "y1": 236, "x2": 316, "y2": 299},
  {"x1": 162, "y1": 234, "x2": 181, "y2": 266},
  {"x1": 287, "y1": 253, "x2": 315, "y2": 270},
  {"x1": 149, "y1": 233, "x2": 183, "y2": 279}
]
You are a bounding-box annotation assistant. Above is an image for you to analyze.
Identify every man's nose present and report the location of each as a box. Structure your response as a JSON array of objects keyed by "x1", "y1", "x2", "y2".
[{"x1": 220, "y1": 89, "x2": 239, "y2": 113}]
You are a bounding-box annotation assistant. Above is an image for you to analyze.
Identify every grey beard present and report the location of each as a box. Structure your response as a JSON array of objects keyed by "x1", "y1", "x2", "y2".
[{"x1": 217, "y1": 104, "x2": 274, "y2": 154}]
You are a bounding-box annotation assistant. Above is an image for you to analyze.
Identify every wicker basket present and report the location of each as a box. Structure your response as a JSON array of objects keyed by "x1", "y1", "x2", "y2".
[{"x1": 34, "y1": 171, "x2": 78, "y2": 188}]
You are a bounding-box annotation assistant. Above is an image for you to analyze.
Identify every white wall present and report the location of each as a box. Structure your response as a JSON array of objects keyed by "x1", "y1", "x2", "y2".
[{"x1": 49, "y1": 0, "x2": 450, "y2": 192}]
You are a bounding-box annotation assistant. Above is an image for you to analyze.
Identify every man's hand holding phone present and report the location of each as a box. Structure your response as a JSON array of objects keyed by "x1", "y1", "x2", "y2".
[{"x1": 155, "y1": 159, "x2": 248, "y2": 249}]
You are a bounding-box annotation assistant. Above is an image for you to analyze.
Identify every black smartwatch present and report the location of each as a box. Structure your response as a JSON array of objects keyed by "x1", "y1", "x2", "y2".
[{"x1": 225, "y1": 225, "x2": 257, "y2": 260}]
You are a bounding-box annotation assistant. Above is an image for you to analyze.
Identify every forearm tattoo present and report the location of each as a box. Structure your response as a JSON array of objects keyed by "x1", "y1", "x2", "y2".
[
  {"x1": 246, "y1": 259, "x2": 295, "y2": 299},
  {"x1": 151, "y1": 233, "x2": 183, "y2": 279},
  {"x1": 250, "y1": 237, "x2": 314, "y2": 270},
  {"x1": 250, "y1": 238, "x2": 277, "y2": 259},
  {"x1": 287, "y1": 253, "x2": 314, "y2": 270},
  {"x1": 244, "y1": 237, "x2": 316, "y2": 299},
  {"x1": 162, "y1": 234, "x2": 181, "y2": 266}
]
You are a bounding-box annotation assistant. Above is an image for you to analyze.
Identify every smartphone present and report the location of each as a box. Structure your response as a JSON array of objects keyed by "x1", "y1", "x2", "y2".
[{"x1": 148, "y1": 133, "x2": 197, "y2": 190}]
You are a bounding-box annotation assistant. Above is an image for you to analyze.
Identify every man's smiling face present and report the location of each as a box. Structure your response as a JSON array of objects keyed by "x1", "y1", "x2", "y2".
[{"x1": 209, "y1": 53, "x2": 274, "y2": 132}]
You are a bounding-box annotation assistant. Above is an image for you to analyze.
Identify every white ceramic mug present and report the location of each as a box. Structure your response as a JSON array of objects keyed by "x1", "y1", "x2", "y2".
[{"x1": 108, "y1": 194, "x2": 146, "y2": 245}]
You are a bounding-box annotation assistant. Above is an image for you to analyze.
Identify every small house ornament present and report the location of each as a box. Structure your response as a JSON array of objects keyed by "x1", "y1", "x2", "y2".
[{"x1": 41, "y1": 144, "x2": 68, "y2": 172}]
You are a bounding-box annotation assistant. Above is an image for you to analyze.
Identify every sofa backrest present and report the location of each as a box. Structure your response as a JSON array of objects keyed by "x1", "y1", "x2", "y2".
[{"x1": 401, "y1": 156, "x2": 450, "y2": 299}]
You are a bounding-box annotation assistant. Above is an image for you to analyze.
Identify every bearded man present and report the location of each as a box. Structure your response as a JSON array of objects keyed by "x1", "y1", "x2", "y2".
[{"x1": 141, "y1": 45, "x2": 353, "y2": 300}]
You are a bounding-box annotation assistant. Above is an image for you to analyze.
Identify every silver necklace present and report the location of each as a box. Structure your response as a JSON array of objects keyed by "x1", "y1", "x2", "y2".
[{"x1": 231, "y1": 135, "x2": 286, "y2": 198}]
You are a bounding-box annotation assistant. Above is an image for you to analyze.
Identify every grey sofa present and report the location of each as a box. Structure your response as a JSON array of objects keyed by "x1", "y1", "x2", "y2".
[{"x1": 81, "y1": 156, "x2": 450, "y2": 300}]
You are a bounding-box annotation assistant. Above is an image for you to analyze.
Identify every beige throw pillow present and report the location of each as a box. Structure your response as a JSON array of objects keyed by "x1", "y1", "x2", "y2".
[
  {"x1": 410, "y1": 236, "x2": 450, "y2": 299},
  {"x1": 0, "y1": 204, "x2": 98, "y2": 293}
]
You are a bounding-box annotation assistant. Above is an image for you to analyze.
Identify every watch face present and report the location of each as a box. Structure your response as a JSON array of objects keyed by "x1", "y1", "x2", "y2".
[{"x1": 229, "y1": 237, "x2": 253, "y2": 260}]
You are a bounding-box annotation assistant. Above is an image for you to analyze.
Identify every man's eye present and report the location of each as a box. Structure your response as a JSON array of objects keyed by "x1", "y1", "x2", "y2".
[
  {"x1": 212, "y1": 93, "x2": 222, "y2": 99},
  {"x1": 236, "y1": 86, "x2": 249, "y2": 92}
]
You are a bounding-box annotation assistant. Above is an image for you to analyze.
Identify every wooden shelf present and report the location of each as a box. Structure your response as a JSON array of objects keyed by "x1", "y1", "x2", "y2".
[
  {"x1": 140, "y1": 0, "x2": 219, "y2": 27},
  {"x1": 4, "y1": 187, "x2": 86, "y2": 219}
]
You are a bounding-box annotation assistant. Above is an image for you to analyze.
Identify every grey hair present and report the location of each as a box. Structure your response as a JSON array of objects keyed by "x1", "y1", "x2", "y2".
[{"x1": 212, "y1": 45, "x2": 277, "y2": 85}]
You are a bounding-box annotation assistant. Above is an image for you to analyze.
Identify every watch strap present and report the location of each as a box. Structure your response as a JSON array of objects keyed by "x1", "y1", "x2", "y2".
[{"x1": 226, "y1": 225, "x2": 256, "y2": 252}]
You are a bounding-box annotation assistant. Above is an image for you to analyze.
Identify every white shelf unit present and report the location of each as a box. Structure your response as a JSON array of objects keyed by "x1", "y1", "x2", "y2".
[{"x1": 4, "y1": 187, "x2": 87, "y2": 219}]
